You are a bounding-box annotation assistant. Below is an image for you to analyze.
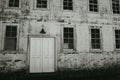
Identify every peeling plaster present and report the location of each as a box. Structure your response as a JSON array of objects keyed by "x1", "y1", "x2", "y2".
[{"x1": 0, "y1": 0, "x2": 120, "y2": 73}]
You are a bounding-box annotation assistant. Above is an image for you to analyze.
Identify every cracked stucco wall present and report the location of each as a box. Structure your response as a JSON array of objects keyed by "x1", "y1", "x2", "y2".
[{"x1": 0, "y1": 0, "x2": 120, "y2": 72}]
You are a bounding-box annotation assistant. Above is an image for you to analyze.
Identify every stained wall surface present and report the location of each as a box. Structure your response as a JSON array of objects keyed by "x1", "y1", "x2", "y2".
[{"x1": 0, "y1": 0, "x2": 120, "y2": 72}]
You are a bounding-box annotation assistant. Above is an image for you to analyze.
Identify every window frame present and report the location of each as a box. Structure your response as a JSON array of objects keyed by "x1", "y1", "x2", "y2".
[
  {"x1": 7, "y1": 0, "x2": 21, "y2": 9},
  {"x1": 88, "y1": 0, "x2": 99, "y2": 13},
  {"x1": 61, "y1": 0, "x2": 74, "y2": 11},
  {"x1": 63, "y1": 27, "x2": 74, "y2": 49},
  {"x1": 2, "y1": 24, "x2": 19, "y2": 51},
  {"x1": 34, "y1": 0, "x2": 50, "y2": 10},
  {"x1": 111, "y1": 0, "x2": 120, "y2": 14},
  {"x1": 61, "y1": 24, "x2": 76, "y2": 52},
  {"x1": 4, "y1": 26, "x2": 17, "y2": 50},
  {"x1": 89, "y1": 26, "x2": 102, "y2": 52},
  {"x1": 63, "y1": 0, "x2": 73, "y2": 11},
  {"x1": 114, "y1": 28, "x2": 120, "y2": 51}
]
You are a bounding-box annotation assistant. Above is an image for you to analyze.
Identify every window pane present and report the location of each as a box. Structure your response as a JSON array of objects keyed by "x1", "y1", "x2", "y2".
[
  {"x1": 69, "y1": 39, "x2": 73, "y2": 43},
  {"x1": 64, "y1": 28, "x2": 69, "y2": 32},
  {"x1": 12, "y1": 26, "x2": 17, "y2": 31},
  {"x1": 14, "y1": 3, "x2": 19, "y2": 7},
  {"x1": 9, "y1": 2, "x2": 13, "y2": 7},
  {"x1": 63, "y1": 2, "x2": 67, "y2": 6},
  {"x1": 69, "y1": 33, "x2": 73, "y2": 38},
  {"x1": 63, "y1": 6, "x2": 68, "y2": 10},
  {"x1": 64, "y1": 33, "x2": 69, "y2": 38},
  {"x1": 69, "y1": 28, "x2": 73, "y2": 32},
  {"x1": 91, "y1": 39, "x2": 95, "y2": 43},
  {"x1": 96, "y1": 44, "x2": 100, "y2": 49},
  {"x1": 69, "y1": 43, "x2": 74, "y2": 49},
  {"x1": 42, "y1": 4, "x2": 47, "y2": 8},
  {"x1": 12, "y1": 32, "x2": 17, "y2": 37},
  {"x1": 6, "y1": 26, "x2": 11, "y2": 31},
  {"x1": 64, "y1": 39, "x2": 68, "y2": 43},
  {"x1": 4, "y1": 38, "x2": 17, "y2": 50},
  {"x1": 9, "y1": 0, "x2": 14, "y2": 2},
  {"x1": 6, "y1": 32, "x2": 11, "y2": 37}
]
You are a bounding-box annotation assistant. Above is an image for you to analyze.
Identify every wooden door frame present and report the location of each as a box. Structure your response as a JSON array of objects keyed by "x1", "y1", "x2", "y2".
[{"x1": 27, "y1": 34, "x2": 57, "y2": 73}]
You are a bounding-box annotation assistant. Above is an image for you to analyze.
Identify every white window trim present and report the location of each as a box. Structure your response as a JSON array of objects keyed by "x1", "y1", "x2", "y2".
[
  {"x1": 87, "y1": 0, "x2": 100, "y2": 13},
  {"x1": 61, "y1": 24, "x2": 77, "y2": 52},
  {"x1": 2, "y1": 23, "x2": 19, "y2": 51},
  {"x1": 6, "y1": 0, "x2": 21, "y2": 9},
  {"x1": 89, "y1": 26, "x2": 103, "y2": 52},
  {"x1": 33, "y1": 0, "x2": 50, "y2": 10}
]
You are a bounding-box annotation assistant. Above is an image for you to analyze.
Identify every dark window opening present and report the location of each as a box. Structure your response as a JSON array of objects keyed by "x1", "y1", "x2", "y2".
[
  {"x1": 63, "y1": 0, "x2": 73, "y2": 10},
  {"x1": 9, "y1": 0, "x2": 19, "y2": 7},
  {"x1": 112, "y1": 0, "x2": 120, "y2": 14},
  {"x1": 63, "y1": 27, "x2": 74, "y2": 49},
  {"x1": 36, "y1": 0, "x2": 47, "y2": 8},
  {"x1": 89, "y1": 0, "x2": 98, "y2": 12},
  {"x1": 91, "y1": 29, "x2": 101, "y2": 49},
  {"x1": 4, "y1": 26, "x2": 17, "y2": 50},
  {"x1": 115, "y1": 30, "x2": 120, "y2": 49}
]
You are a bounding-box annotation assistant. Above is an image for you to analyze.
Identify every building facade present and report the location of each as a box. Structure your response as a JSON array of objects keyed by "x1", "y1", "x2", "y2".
[{"x1": 0, "y1": 0, "x2": 120, "y2": 73}]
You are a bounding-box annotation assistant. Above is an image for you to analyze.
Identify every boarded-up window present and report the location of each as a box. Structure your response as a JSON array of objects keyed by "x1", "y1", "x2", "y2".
[
  {"x1": 4, "y1": 26, "x2": 17, "y2": 50},
  {"x1": 89, "y1": 0, "x2": 98, "y2": 12},
  {"x1": 115, "y1": 30, "x2": 120, "y2": 49},
  {"x1": 112, "y1": 0, "x2": 120, "y2": 14},
  {"x1": 9, "y1": 0, "x2": 19, "y2": 7},
  {"x1": 63, "y1": 27, "x2": 74, "y2": 49},
  {"x1": 36, "y1": 0, "x2": 47, "y2": 8},
  {"x1": 91, "y1": 29, "x2": 101, "y2": 49},
  {"x1": 63, "y1": 0, "x2": 73, "y2": 10}
]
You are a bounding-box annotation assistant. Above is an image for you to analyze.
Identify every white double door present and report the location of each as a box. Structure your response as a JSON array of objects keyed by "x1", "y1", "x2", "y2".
[{"x1": 30, "y1": 38, "x2": 55, "y2": 73}]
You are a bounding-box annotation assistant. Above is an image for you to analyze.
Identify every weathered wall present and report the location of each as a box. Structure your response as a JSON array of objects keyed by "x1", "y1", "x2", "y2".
[
  {"x1": 0, "y1": 0, "x2": 120, "y2": 72},
  {"x1": 58, "y1": 52, "x2": 120, "y2": 71}
]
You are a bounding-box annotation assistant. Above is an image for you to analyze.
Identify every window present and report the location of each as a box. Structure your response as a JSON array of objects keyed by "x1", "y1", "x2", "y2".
[
  {"x1": 89, "y1": 0, "x2": 98, "y2": 12},
  {"x1": 63, "y1": 0, "x2": 73, "y2": 10},
  {"x1": 112, "y1": 0, "x2": 120, "y2": 14},
  {"x1": 4, "y1": 26, "x2": 17, "y2": 50},
  {"x1": 91, "y1": 29, "x2": 101, "y2": 49},
  {"x1": 36, "y1": 0, "x2": 47, "y2": 8},
  {"x1": 9, "y1": 0, "x2": 19, "y2": 7},
  {"x1": 115, "y1": 30, "x2": 120, "y2": 49},
  {"x1": 63, "y1": 27, "x2": 74, "y2": 49}
]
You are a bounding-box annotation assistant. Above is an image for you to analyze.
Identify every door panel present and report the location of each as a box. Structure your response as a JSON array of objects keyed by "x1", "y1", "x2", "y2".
[{"x1": 30, "y1": 38, "x2": 55, "y2": 73}]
